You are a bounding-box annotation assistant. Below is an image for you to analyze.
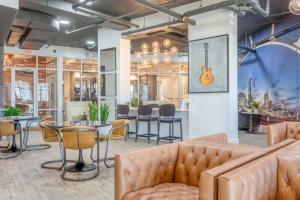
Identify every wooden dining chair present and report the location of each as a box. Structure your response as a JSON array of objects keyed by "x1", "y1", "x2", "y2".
[{"x1": 0, "y1": 120, "x2": 22, "y2": 160}]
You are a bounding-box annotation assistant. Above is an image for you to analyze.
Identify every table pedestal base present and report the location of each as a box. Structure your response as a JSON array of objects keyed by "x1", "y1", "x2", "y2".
[{"x1": 65, "y1": 150, "x2": 96, "y2": 172}]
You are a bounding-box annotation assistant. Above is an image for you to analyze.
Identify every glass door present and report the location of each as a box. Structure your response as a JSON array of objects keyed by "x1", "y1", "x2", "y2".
[{"x1": 11, "y1": 68, "x2": 37, "y2": 116}]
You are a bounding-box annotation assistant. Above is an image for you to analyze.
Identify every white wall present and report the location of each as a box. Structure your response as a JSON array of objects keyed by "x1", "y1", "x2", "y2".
[
  {"x1": 188, "y1": 9, "x2": 238, "y2": 143},
  {"x1": 98, "y1": 28, "x2": 131, "y2": 104},
  {"x1": 0, "y1": 0, "x2": 19, "y2": 9}
]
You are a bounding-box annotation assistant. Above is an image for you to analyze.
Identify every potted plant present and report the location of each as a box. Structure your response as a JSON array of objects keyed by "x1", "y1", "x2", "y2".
[
  {"x1": 88, "y1": 103, "x2": 99, "y2": 122},
  {"x1": 130, "y1": 97, "x2": 139, "y2": 108},
  {"x1": 251, "y1": 102, "x2": 260, "y2": 113},
  {"x1": 4, "y1": 106, "x2": 22, "y2": 117},
  {"x1": 100, "y1": 103, "x2": 110, "y2": 122}
]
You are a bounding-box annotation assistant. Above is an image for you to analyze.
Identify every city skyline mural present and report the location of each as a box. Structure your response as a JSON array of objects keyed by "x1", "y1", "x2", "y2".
[{"x1": 239, "y1": 42, "x2": 300, "y2": 122}]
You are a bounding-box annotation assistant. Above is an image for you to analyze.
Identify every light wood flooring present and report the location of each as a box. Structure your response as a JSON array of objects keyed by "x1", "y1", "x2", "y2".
[{"x1": 0, "y1": 131, "x2": 266, "y2": 200}]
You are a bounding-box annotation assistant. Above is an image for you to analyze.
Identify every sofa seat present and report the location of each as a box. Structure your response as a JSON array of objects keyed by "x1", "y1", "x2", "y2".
[{"x1": 123, "y1": 183, "x2": 199, "y2": 200}]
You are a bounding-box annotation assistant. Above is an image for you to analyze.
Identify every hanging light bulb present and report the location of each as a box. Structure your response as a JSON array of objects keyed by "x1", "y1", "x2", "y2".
[
  {"x1": 170, "y1": 47, "x2": 178, "y2": 54},
  {"x1": 152, "y1": 41, "x2": 160, "y2": 48},
  {"x1": 135, "y1": 52, "x2": 142, "y2": 59},
  {"x1": 152, "y1": 47, "x2": 160, "y2": 55},
  {"x1": 152, "y1": 56, "x2": 159, "y2": 65},
  {"x1": 163, "y1": 39, "x2": 171, "y2": 48},
  {"x1": 163, "y1": 56, "x2": 171, "y2": 64},
  {"x1": 141, "y1": 43, "x2": 148, "y2": 50},
  {"x1": 289, "y1": 0, "x2": 300, "y2": 15},
  {"x1": 142, "y1": 48, "x2": 148, "y2": 55}
]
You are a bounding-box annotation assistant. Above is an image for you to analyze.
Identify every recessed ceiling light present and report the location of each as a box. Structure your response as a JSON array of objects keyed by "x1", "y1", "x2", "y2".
[
  {"x1": 86, "y1": 1, "x2": 93, "y2": 5},
  {"x1": 59, "y1": 20, "x2": 70, "y2": 25},
  {"x1": 86, "y1": 40, "x2": 95, "y2": 45}
]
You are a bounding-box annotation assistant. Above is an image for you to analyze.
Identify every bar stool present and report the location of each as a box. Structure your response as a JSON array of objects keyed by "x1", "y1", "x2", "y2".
[
  {"x1": 135, "y1": 105, "x2": 158, "y2": 144},
  {"x1": 0, "y1": 120, "x2": 22, "y2": 160},
  {"x1": 117, "y1": 104, "x2": 137, "y2": 139},
  {"x1": 61, "y1": 126, "x2": 99, "y2": 181},
  {"x1": 157, "y1": 104, "x2": 183, "y2": 144}
]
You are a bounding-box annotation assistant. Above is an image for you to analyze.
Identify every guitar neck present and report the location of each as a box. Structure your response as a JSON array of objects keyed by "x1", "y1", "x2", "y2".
[{"x1": 204, "y1": 43, "x2": 209, "y2": 67}]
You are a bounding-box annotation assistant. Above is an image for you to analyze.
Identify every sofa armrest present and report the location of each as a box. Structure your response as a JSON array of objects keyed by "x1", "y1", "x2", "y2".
[
  {"x1": 267, "y1": 122, "x2": 287, "y2": 146},
  {"x1": 114, "y1": 144, "x2": 178, "y2": 200}
]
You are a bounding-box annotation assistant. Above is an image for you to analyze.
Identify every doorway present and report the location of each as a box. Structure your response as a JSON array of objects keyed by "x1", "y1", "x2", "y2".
[{"x1": 11, "y1": 68, "x2": 38, "y2": 116}]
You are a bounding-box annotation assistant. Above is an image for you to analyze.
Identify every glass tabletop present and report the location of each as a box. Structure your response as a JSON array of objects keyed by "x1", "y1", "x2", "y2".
[
  {"x1": 0, "y1": 116, "x2": 39, "y2": 121},
  {"x1": 44, "y1": 120, "x2": 112, "y2": 129}
]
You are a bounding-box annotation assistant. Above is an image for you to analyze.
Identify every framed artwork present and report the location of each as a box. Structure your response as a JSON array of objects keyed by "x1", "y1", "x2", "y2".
[{"x1": 188, "y1": 34, "x2": 229, "y2": 93}]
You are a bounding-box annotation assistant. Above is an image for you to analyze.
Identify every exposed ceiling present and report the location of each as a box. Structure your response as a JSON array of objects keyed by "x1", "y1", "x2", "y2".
[{"x1": 2, "y1": 0, "x2": 300, "y2": 51}]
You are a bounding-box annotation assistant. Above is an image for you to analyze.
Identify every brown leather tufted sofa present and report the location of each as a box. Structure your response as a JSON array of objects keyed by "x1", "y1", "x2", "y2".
[
  {"x1": 218, "y1": 141, "x2": 300, "y2": 200},
  {"x1": 267, "y1": 122, "x2": 300, "y2": 146},
  {"x1": 115, "y1": 142, "x2": 259, "y2": 200}
]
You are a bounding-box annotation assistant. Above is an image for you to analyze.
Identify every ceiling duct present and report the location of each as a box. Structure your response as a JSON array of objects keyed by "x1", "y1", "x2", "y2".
[{"x1": 6, "y1": 9, "x2": 60, "y2": 50}]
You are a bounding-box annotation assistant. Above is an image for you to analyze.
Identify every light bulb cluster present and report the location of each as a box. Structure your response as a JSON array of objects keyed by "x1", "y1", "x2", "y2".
[
  {"x1": 289, "y1": 0, "x2": 300, "y2": 15},
  {"x1": 138, "y1": 39, "x2": 178, "y2": 65}
]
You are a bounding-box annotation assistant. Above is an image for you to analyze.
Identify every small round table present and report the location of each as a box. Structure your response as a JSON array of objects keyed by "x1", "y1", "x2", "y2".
[
  {"x1": 0, "y1": 116, "x2": 39, "y2": 153},
  {"x1": 45, "y1": 120, "x2": 112, "y2": 172}
]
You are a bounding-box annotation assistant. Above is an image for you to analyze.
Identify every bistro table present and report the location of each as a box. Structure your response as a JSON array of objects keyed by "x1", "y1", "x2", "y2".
[
  {"x1": 44, "y1": 120, "x2": 112, "y2": 172},
  {"x1": 240, "y1": 112, "x2": 261, "y2": 133},
  {"x1": 0, "y1": 116, "x2": 39, "y2": 153}
]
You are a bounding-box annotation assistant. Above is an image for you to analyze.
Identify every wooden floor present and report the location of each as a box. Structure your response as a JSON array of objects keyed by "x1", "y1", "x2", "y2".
[{"x1": 0, "y1": 131, "x2": 266, "y2": 200}]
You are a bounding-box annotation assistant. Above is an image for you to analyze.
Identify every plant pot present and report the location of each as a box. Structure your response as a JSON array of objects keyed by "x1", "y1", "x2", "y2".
[{"x1": 253, "y1": 109, "x2": 259, "y2": 113}]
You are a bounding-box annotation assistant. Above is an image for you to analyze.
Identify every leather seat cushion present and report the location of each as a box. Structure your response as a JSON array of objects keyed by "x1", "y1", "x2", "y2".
[
  {"x1": 286, "y1": 122, "x2": 300, "y2": 140},
  {"x1": 122, "y1": 183, "x2": 199, "y2": 200}
]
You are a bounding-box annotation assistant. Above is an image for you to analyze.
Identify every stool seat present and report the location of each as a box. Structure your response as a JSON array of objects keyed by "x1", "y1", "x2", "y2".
[
  {"x1": 138, "y1": 116, "x2": 158, "y2": 121},
  {"x1": 159, "y1": 117, "x2": 182, "y2": 123},
  {"x1": 117, "y1": 115, "x2": 137, "y2": 120}
]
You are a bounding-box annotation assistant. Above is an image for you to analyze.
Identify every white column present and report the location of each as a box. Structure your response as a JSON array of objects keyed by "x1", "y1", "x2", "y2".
[
  {"x1": 188, "y1": 9, "x2": 239, "y2": 143},
  {"x1": 98, "y1": 28, "x2": 131, "y2": 104},
  {"x1": 56, "y1": 56, "x2": 63, "y2": 122}
]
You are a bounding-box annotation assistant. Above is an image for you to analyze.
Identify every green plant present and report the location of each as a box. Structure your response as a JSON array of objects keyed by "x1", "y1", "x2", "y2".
[
  {"x1": 100, "y1": 103, "x2": 110, "y2": 122},
  {"x1": 251, "y1": 101, "x2": 260, "y2": 109},
  {"x1": 88, "y1": 103, "x2": 99, "y2": 121},
  {"x1": 130, "y1": 97, "x2": 139, "y2": 108},
  {"x1": 4, "y1": 106, "x2": 22, "y2": 117}
]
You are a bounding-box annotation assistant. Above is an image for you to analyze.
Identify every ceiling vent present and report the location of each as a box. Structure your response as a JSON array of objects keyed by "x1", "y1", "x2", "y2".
[{"x1": 6, "y1": 9, "x2": 60, "y2": 50}]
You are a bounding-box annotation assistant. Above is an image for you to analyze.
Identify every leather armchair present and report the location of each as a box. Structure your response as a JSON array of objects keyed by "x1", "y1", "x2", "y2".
[
  {"x1": 115, "y1": 142, "x2": 258, "y2": 200},
  {"x1": 218, "y1": 140, "x2": 300, "y2": 200},
  {"x1": 267, "y1": 122, "x2": 300, "y2": 146}
]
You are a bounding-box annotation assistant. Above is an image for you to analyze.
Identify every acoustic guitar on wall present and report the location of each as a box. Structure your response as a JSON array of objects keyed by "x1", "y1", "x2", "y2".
[{"x1": 199, "y1": 43, "x2": 215, "y2": 86}]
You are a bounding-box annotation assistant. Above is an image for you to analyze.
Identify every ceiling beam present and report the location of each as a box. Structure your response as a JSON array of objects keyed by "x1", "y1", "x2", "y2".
[{"x1": 134, "y1": 0, "x2": 196, "y2": 25}]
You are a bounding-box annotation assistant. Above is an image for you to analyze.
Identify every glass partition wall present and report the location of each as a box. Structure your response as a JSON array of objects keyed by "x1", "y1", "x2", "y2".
[{"x1": 3, "y1": 53, "x2": 98, "y2": 120}]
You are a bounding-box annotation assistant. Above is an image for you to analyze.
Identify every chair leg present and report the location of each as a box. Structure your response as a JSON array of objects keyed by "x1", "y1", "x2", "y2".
[
  {"x1": 104, "y1": 139, "x2": 114, "y2": 168},
  {"x1": 157, "y1": 121, "x2": 160, "y2": 145},
  {"x1": 180, "y1": 121, "x2": 183, "y2": 141},
  {"x1": 168, "y1": 123, "x2": 172, "y2": 144},
  {"x1": 135, "y1": 121, "x2": 139, "y2": 142},
  {"x1": 171, "y1": 122, "x2": 174, "y2": 143},
  {"x1": 147, "y1": 121, "x2": 151, "y2": 144}
]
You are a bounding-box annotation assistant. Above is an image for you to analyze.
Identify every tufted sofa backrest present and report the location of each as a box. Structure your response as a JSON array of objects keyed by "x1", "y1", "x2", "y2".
[
  {"x1": 115, "y1": 143, "x2": 179, "y2": 200},
  {"x1": 286, "y1": 122, "x2": 300, "y2": 141},
  {"x1": 174, "y1": 143, "x2": 250, "y2": 187},
  {"x1": 218, "y1": 154, "x2": 278, "y2": 200}
]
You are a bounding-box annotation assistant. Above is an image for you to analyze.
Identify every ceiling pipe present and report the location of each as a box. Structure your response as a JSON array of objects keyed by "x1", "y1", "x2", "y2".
[
  {"x1": 73, "y1": 6, "x2": 139, "y2": 28},
  {"x1": 134, "y1": 0, "x2": 196, "y2": 25},
  {"x1": 247, "y1": 0, "x2": 270, "y2": 17}
]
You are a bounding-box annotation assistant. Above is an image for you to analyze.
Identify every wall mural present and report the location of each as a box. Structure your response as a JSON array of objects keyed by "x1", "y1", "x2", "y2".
[{"x1": 238, "y1": 19, "x2": 300, "y2": 125}]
